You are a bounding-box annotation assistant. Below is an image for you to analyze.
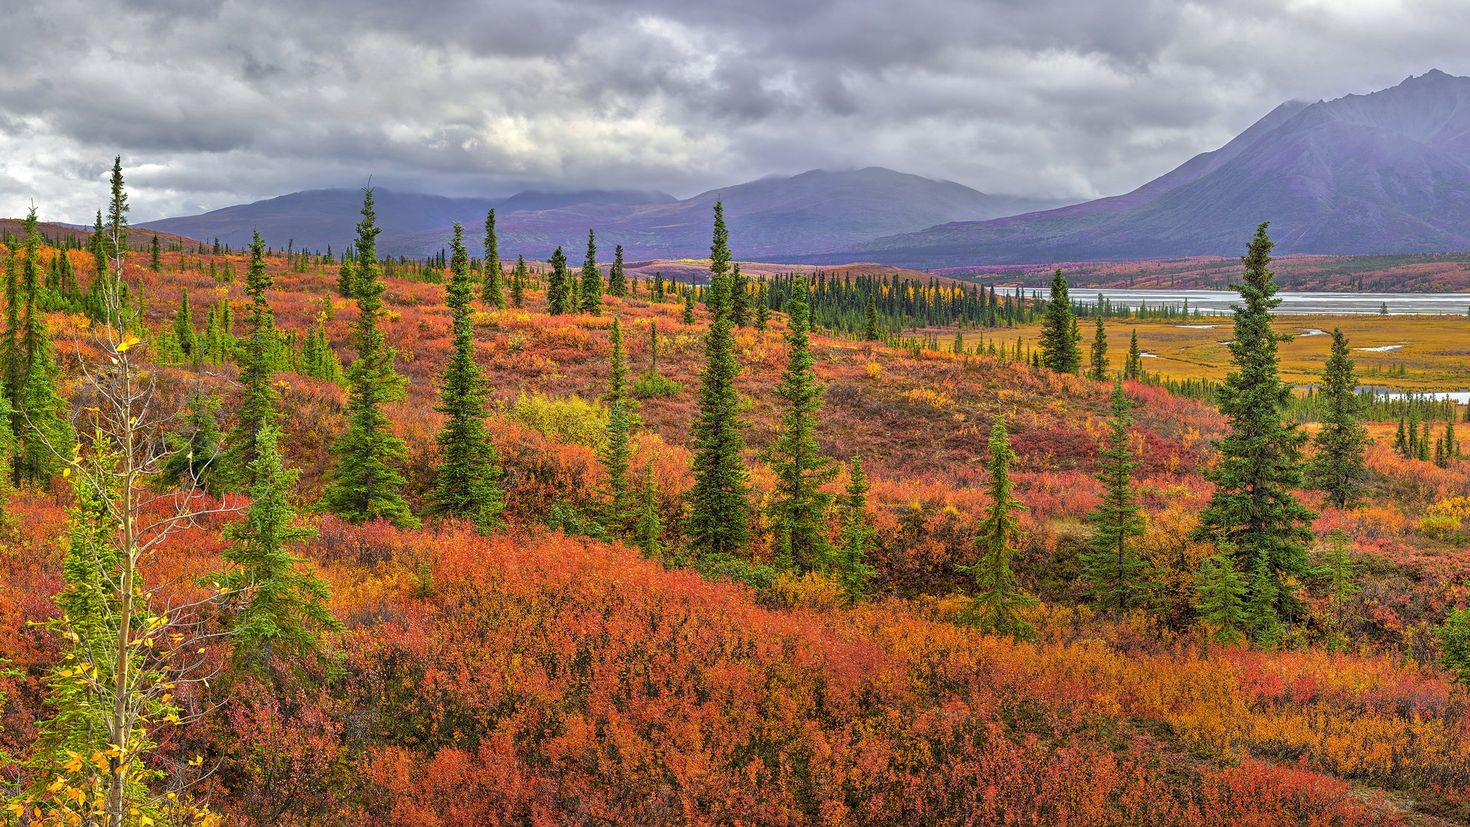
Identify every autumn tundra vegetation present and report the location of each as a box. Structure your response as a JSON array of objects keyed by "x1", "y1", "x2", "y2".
[{"x1": 2, "y1": 160, "x2": 1470, "y2": 825}]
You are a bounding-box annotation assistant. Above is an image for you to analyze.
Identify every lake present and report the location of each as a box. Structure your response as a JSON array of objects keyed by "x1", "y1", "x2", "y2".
[{"x1": 1053, "y1": 288, "x2": 1470, "y2": 315}]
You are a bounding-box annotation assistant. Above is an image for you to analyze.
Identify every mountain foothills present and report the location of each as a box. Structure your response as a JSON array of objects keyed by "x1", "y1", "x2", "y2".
[
  {"x1": 2, "y1": 160, "x2": 1470, "y2": 826},
  {"x1": 143, "y1": 167, "x2": 1060, "y2": 261}
]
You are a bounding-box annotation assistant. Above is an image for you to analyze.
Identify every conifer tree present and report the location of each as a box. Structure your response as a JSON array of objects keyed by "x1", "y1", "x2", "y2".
[
  {"x1": 1194, "y1": 548, "x2": 1248, "y2": 644},
  {"x1": 160, "y1": 390, "x2": 223, "y2": 494},
  {"x1": 607, "y1": 243, "x2": 627, "y2": 297},
  {"x1": 1039, "y1": 268, "x2": 1081, "y2": 374},
  {"x1": 149, "y1": 234, "x2": 161, "y2": 271},
  {"x1": 961, "y1": 419, "x2": 1038, "y2": 639},
  {"x1": 1195, "y1": 223, "x2": 1315, "y2": 635},
  {"x1": 687, "y1": 201, "x2": 750, "y2": 559},
  {"x1": 634, "y1": 461, "x2": 663, "y2": 557},
  {"x1": 1125, "y1": 329, "x2": 1143, "y2": 380},
  {"x1": 217, "y1": 423, "x2": 341, "y2": 672},
  {"x1": 429, "y1": 224, "x2": 504, "y2": 532},
  {"x1": 173, "y1": 286, "x2": 197, "y2": 359},
  {"x1": 863, "y1": 292, "x2": 880, "y2": 341},
  {"x1": 337, "y1": 258, "x2": 355, "y2": 297},
  {"x1": 1083, "y1": 380, "x2": 1149, "y2": 612},
  {"x1": 482, "y1": 208, "x2": 505, "y2": 308},
  {"x1": 324, "y1": 189, "x2": 417, "y2": 527},
  {"x1": 601, "y1": 317, "x2": 634, "y2": 535},
  {"x1": 546, "y1": 245, "x2": 570, "y2": 314},
  {"x1": 1307, "y1": 329, "x2": 1369, "y2": 508},
  {"x1": 1438, "y1": 607, "x2": 1470, "y2": 685},
  {"x1": 223, "y1": 231, "x2": 281, "y2": 489},
  {"x1": 832, "y1": 454, "x2": 876, "y2": 603},
  {"x1": 730, "y1": 262, "x2": 749, "y2": 326},
  {"x1": 1088, "y1": 316, "x2": 1108, "y2": 380},
  {"x1": 1316, "y1": 530, "x2": 1359, "y2": 651},
  {"x1": 7, "y1": 207, "x2": 75, "y2": 483},
  {"x1": 511, "y1": 254, "x2": 527, "y2": 307},
  {"x1": 769, "y1": 276, "x2": 835, "y2": 571},
  {"x1": 579, "y1": 229, "x2": 602, "y2": 314},
  {"x1": 682, "y1": 288, "x2": 695, "y2": 324},
  {"x1": 755, "y1": 279, "x2": 771, "y2": 331}
]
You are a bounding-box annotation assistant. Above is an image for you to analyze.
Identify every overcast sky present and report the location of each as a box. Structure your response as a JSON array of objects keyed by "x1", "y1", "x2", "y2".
[{"x1": 2, "y1": 0, "x2": 1466, "y2": 223}]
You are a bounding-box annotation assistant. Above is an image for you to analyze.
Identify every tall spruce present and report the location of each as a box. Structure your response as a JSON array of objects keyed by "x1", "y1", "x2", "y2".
[
  {"x1": 1082, "y1": 380, "x2": 1150, "y2": 612},
  {"x1": 1039, "y1": 268, "x2": 1081, "y2": 374},
  {"x1": 160, "y1": 390, "x2": 224, "y2": 494},
  {"x1": 546, "y1": 245, "x2": 570, "y2": 314},
  {"x1": 511, "y1": 254, "x2": 527, "y2": 307},
  {"x1": 962, "y1": 419, "x2": 1037, "y2": 639},
  {"x1": 608, "y1": 243, "x2": 627, "y2": 297},
  {"x1": 1194, "y1": 548, "x2": 1248, "y2": 644},
  {"x1": 769, "y1": 276, "x2": 835, "y2": 571},
  {"x1": 1088, "y1": 316, "x2": 1109, "y2": 380},
  {"x1": 601, "y1": 317, "x2": 634, "y2": 535},
  {"x1": 223, "y1": 230, "x2": 281, "y2": 488},
  {"x1": 7, "y1": 207, "x2": 74, "y2": 483},
  {"x1": 687, "y1": 201, "x2": 750, "y2": 558},
  {"x1": 579, "y1": 229, "x2": 602, "y2": 314},
  {"x1": 324, "y1": 188, "x2": 417, "y2": 527},
  {"x1": 1307, "y1": 328, "x2": 1369, "y2": 508},
  {"x1": 1125, "y1": 329, "x2": 1142, "y2": 380},
  {"x1": 832, "y1": 454, "x2": 877, "y2": 603},
  {"x1": 634, "y1": 461, "x2": 663, "y2": 557},
  {"x1": 730, "y1": 263, "x2": 750, "y2": 326},
  {"x1": 1195, "y1": 223, "x2": 1315, "y2": 635},
  {"x1": 863, "y1": 292, "x2": 880, "y2": 341},
  {"x1": 173, "y1": 287, "x2": 197, "y2": 359},
  {"x1": 217, "y1": 423, "x2": 341, "y2": 672},
  {"x1": 429, "y1": 223, "x2": 504, "y2": 532},
  {"x1": 482, "y1": 208, "x2": 505, "y2": 308}
]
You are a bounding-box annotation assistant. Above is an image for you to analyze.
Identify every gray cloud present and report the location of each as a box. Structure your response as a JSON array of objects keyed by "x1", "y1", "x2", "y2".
[{"x1": 2, "y1": 0, "x2": 1468, "y2": 224}]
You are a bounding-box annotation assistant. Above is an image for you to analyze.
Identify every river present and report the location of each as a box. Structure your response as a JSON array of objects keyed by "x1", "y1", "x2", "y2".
[{"x1": 1051, "y1": 289, "x2": 1470, "y2": 315}]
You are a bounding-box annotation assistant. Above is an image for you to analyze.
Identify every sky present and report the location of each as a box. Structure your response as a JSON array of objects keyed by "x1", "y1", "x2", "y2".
[{"x1": 2, "y1": 0, "x2": 1467, "y2": 224}]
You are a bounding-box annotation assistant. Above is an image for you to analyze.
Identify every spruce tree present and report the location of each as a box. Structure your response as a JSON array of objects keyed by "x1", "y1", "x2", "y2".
[
  {"x1": 607, "y1": 243, "x2": 627, "y2": 297},
  {"x1": 482, "y1": 208, "x2": 505, "y2": 308},
  {"x1": 223, "y1": 231, "x2": 281, "y2": 489},
  {"x1": 217, "y1": 423, "x2": 341, "y2": 672},
  {"x1": 429, "y1": 223, "x2": 504, "y2": 532},
  {"x1": 682, "y1": 289, "x2": 696, "y2": 324},
  {"x1": 1316, "y1": 530, "x2": 1359, "y2": 652},
  {"x1": 730, "y1": 263, "x2": 749, "y2": 326},
  {"x1": 687, "y1": 201, "x2": 750, "y2": 559},
  {"x1": 863, "y1": 292, "x2": 880, "y2": 341},
  {"x1": 755, "y1": 279, "x2": 771, "y2": 331},
  {"x1": 160, "y1": 390, "x2": 223, "y2": 494},
  {"x1": 148, "y1": 234, "x2": 161, "y2": 271},
  {"x1": 961, "y1": 419, "x2": 1038, "y2": 639},
  {"x1": 1082, "y1": 380, "x2": 1149, "y2": 612},
  {"x1": 1039, "y1": 268, "x2": 1081, "y2": 374},
  {"x1": 1307, "y1": 329, "x2": 1369, "y2": 508},
  {"x1": 634, "y1": 461, "x2": 663, "y2": 557},
  {"x1": 1194, "y1": 548, "x2": 1248, "y2": 644},
  {"x1": 1125, "y1": 329, "x2": 1143, "y2": 380},
  {"x1": 601, "y1": 317, "x2": 634, "y2": 535},
  {"x1": 7, "y1": 207, "x2": 75, "y2": 483},
  {"x1": 832, "y1": 454, "x2": 877, "y2": 603},
  {"x1": 1195, "y1": 223, "x2": 1315, "y2": 635},
  {"x1": 324, "y1": 189, "x2": 417, "y2": 527},
  {"x1": 546, "y1": 245, "x2": 570, "y2": 314},
  {"x1": 579, "y1": 229, "x2": 602, "y2": 314},
  {"x1": 173, "y1": 286, "x2": 197, "y2": 359},
  {"x1": 769, "y1": 276, "x2": 835, "y2": 571},
  {"x1": 337, "y1": 258, "x2": 355, "y2": 297},
  {"x1": 1088, "y1": 316, "x2": 1108, "y2": 380},
  {"x1": 511, "y1": 254, "x2": 527, "y2": 307}
]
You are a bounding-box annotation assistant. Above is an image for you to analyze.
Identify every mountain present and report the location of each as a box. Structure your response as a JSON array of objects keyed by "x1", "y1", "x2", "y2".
[
  {"x1": 141, "y1": 187, "x2": 672, "y2": 253},
  {"x1": 143, "y1": 167, "x2": 1058, "y2": 260},
  {"x1": 825, "y1": 70, "x2": 1470, "y2": 267}
]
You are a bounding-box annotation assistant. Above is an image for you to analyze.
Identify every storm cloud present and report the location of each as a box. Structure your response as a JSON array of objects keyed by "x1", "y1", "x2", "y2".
[{"x1": 3, "y1": 0, "x2": 1468, "y2": 223}]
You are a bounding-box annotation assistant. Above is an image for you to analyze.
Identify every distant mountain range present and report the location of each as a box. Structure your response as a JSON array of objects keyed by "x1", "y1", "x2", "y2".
[
  {"x1": 141, "y1": 168, "x2": 1060, "y2": 260},
  {"x1": 812, "y1": 69, "x2": 1470, "y2": 266}
]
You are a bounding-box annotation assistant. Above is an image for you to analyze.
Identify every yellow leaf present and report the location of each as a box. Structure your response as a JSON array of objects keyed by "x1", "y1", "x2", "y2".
[{"x1": 116, "y1": 334, "x2": 141, "y2": 352}]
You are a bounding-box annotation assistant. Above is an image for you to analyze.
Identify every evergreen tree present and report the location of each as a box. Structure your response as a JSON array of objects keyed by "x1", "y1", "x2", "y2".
[
  {"x1": 601, "y1": 318, "x2": 634, "y2": 535},
  {"x1": 607, "y1": 243, "x2": 627, "y2": 297},
  {"x1": 863, "y1": 291, "x2": 880, "y2": 341},
  {"x1": 337, "y1": 258, "x2": 355, "y2": 297},
  {"x1": 769, "y1": 276, "x2": 835, "y2": 571},
  {"x1": 324, "y1": 189, "x2": 417, "y2": 527},
  {"x1": 173, "y1": 286, "x2": 197, "y2": 359},
  {"x1": 634, "y1": 461, "x2": 663, "y2": 557},
  {"x1": 482, "y1": 208, "x2": 505, "y2": 308},
  {"x1": 687, "y1": 201, "x2": 750, "y2": 559},
  {"x1": 7, "y1": 207, "x2": 75, "y2": 483},
  {"x1": 148, "y1": 233, "x2": 161, "y2": 271},
  {"x1": 511, "y1": 254, "x2": 527, "y2": 307},
  {"x1": 755, "y1": 280, "x2": 771, "y2": 331},
  {"x1": 1438, "y1": 606, "x2": 1470, "y2": 685},
  {"x1": 429, "y1": 224, "x2": 504, "y2": 532},
  {"x1": 1039, "y1": 268, "x2": 1081, "y2": 374},
  {"x1": 217, "y1": 423, "x2": 341, "y2": 672},
  {"x1": 579, "y1": 229, "x2": 602, "y2": 314},
  {"x1": 1125, "y1": 329, "x2": 1142, "y2": 380},
  {"x1": 1307, "y1": 329, "x2": 1369, "y2": 508},
  {"x1": 961, "y1": 419, "x2": 1037, "y2": 639},
  {"x1": 546, "y1": 246, "x2": 570, "y2": 314},
  {"x1": 1315, "y1": 530, "x2": 1359, "y2": 651},
  {"x1": 1194, "y1": 548, "x2": 1248, "y2": 644},
  {"x1": 832, "y1": 454, "x2": 877, "y2": 603},
  {"x1": 1083, "y1": 380, "x2": 1149, "y2": 612},
  {"x1": 1195, "y1": 223, "x2": 1315, "y2": 635},
  {"x1": 222, "y1": 231, "x2": 281, "y2": 489},
  {"x1": 1088, "y1": 316, "x2": 1108, "y2": 380},
  {"x1": 730, "y1": 263, "x2": 749, "y2": 326},
  {"x1": 159, "y1": 390, "x2": 223, "y2": 494},
  {"x1": 682, "y1": 288, "x2": 696, "y2": 324}
]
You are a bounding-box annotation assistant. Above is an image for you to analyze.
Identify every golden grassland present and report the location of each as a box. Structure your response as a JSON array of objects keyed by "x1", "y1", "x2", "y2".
[{"x1": 961, "y1": 313, "x2": 1470, "y2": 391}]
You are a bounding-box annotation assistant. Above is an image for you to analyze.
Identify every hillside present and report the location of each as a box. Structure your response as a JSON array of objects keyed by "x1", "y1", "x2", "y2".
[
  {"x1": 830, "y1": 70, "x2": 1470, "y2": 266},
  {"x1": 143, "y1": 167, "x2": 1060, "y2": 260}
]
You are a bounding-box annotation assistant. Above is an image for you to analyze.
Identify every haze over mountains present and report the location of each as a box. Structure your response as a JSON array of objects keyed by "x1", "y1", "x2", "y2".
[{"x1": 141, "y1": 70, "x2": 1470, "y2": 267}]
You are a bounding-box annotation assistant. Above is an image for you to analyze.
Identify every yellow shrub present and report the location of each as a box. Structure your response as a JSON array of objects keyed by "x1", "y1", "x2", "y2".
[{"x1": 506, "y1": 392, "x2": 609, "y2": 449}]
